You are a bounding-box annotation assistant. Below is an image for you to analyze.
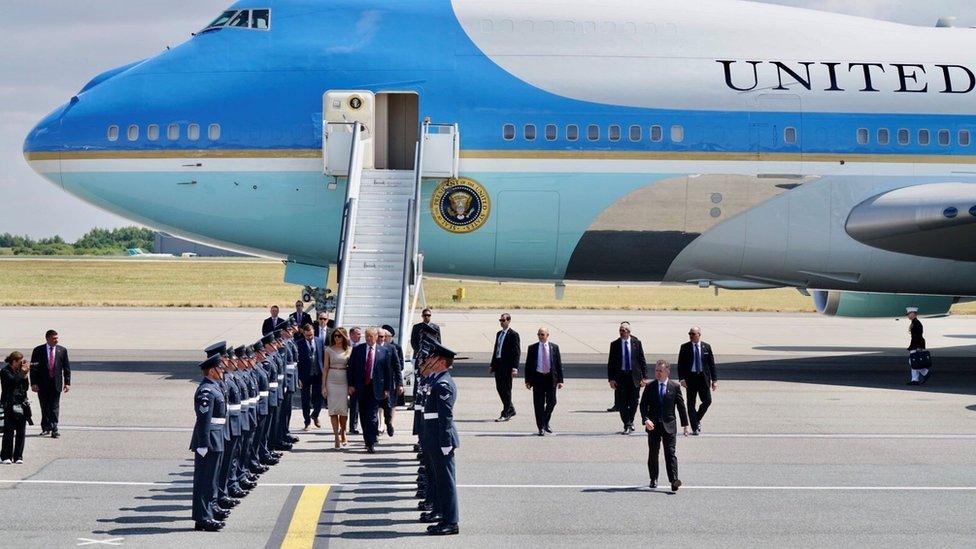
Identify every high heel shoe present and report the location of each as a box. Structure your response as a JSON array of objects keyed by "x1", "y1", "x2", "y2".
[
  {"x1": 334, "y1": 435, "x2": 341, "y2": 449},
  {"x1": 340, "y1": 432, "x2": 348, "y2": 446}
]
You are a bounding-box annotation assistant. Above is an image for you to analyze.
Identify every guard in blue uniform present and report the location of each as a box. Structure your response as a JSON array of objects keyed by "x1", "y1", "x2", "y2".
[
  {"x1": 222, "y1": 346, "x2": 250, "y2": 499},
  {"x1": 241, "y1": 345, "x2": 267, "y2": 477},
  {"x1": 414, "y1": 368, "x2": 434, "y2": 509},
  {"x1": 206, "y1": 342, "x2": 242, "y2": 512},
  {"x1": 418, "y1": 340, "x2": 460, "y2": 536},
  {"x1": 267, "y1": 329, "x2": 288, "y2": 451},
  {"x1": 256, "y1": 334, "x2": 281, "y2": 466},
  {"x1": 247, "y1": 341, "x2": 272, "y2": 474},
  {"x1": 277, "y1": 321, "x2": 300, "y2": 448},
  {"x1": 233, "y1": 346, "x2": 258, "y2": 491},
  {"x1": 191, "y1": 354, "x2": 227, "y2": 532}
]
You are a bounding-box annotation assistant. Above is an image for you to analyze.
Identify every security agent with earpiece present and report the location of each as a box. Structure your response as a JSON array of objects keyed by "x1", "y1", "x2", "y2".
[
  {"x1": 417, "y1": 338, "x2": 461, "y2": 536},
  {"x1": 191, "y1": 353, "x2": 228, "y2": 532}
]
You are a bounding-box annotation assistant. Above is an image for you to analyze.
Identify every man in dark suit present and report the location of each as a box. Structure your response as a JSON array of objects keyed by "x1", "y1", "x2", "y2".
[
  {"x1": 524, "y1": 327, "x2": 564, "y2": 436},
  {"x1": 489, "y1": 313, "x2": 520, "y2": 422},
  {"x1": 289, "y1": 301, "x2": 313, "y2": 330},
  {"x1": 314, "y1": 311, "x2": 334, "y2": 339},
  {"x1": 677, "y1": 326, "x2": 718, "y2": 436},
  {"x1": 606, "y1": 322, "x2": 647, "y2": 434},
  {"x1": 295, "y1": 324, "x2": 322, "y2": 430},
  {"x1": 261, "y1": 305, "x2": 283, "y2": 336},
  {"x1": 640, "y1": 360, "x2": 689, "y2": 492},
  {"x1": 347, "y1": 327, "x2": 394, "y2": 453},
  {"x1": 411, "y1": 308, "x2": 442, "y2": 354},
  {"x1": 30, "y1": 329, "x2": 71, "y2": 438}
]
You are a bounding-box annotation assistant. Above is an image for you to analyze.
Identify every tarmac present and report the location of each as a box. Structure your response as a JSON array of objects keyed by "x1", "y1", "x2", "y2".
[{"x1": 1, "y1": 308, "x2": 975, "y2": 547}]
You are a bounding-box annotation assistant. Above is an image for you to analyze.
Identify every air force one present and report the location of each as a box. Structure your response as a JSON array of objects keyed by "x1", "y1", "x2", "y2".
[{"x1": 22, "y1": 0, "x2": 976, "y2": 331}]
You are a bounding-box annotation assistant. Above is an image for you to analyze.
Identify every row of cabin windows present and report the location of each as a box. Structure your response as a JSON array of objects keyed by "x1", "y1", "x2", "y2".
[
  {"x1": 106, "y1": 123, "x2": 220, "y2": 142},
  {"x1": 856, "y1": 128, "x2": 971, "y2": 147},
  {"x1": 503, "y1": 123, "x2": 684, "y2": 143}
]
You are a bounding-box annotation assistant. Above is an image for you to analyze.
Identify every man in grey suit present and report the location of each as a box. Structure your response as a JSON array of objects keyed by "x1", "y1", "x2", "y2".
[{"x1": 640, "y1": 360, "x2": 689, "y2": 492}]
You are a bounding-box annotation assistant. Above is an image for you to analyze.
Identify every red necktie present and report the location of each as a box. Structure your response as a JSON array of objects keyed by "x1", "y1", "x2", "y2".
[
  {"x1": 48, "y1": 346, "x2": 55, "y2": 378},
  {"x1": 365, "y1": 346, "x2": 374, "y2": 382}
]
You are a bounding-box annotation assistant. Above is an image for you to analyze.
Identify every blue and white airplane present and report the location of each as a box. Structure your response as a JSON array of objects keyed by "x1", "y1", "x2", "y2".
[{"x1": 23, "y1": 0, "x2": 976, "y2": 318}]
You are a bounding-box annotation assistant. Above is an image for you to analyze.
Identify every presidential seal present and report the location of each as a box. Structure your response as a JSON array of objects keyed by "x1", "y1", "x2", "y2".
[{"x1": 430, "y1": 177, "x2": 490, "y2": 233}]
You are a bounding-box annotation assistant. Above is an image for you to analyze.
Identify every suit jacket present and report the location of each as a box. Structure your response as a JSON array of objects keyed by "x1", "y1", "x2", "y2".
[
  {"x1": 410, "y1": 321, "x2": 442, "y2": 353},
  {"x1": 289, "y1": 311, "x2": 313, "y2": 329},
  {"x1": 640, "y1": 379, "x2": 689, "y2": 435},
  {"x1": 677, "y1": 341, "x2": 718, "y2": 382},
  {"x1": 490, "y1": 329, "x2": 521, "y2": 373},
  {"x1": 606, "y1": 337, "x2": 647, "y2": 387},
  {"x1": 314, "y1": 320, "x2": 335, "y2": 339},
  {"x1": 30, "y1": 344, "x2": 71, "y2": 391},
  {"x1": 524, "y1": 342, "x2": 564, "y2": 387},
  {"x1": 296, "y1": 337, "x2": 320, "y2": 384},
  {"x1": 262, "y1": 317, "x2": 284, "y2": 336},
  {"x1": 909, "y1": 318, "x2": 926, "y2": 350},
  {"x1": 347, "y1": 343, "x2": 394, "y2": 401},
  {"x1": 385, "y1": 342, "x2": 405, "y2": 388}
]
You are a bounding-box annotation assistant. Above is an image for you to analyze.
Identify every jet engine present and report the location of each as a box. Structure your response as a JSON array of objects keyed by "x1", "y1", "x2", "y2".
[{"x1": 812, "y1": 291, "x2": 957, "y2": 317}]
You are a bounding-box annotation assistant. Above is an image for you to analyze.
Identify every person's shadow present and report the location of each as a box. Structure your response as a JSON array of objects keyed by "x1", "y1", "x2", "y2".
[{"x1": 91, "y1": 461, "x2": 197, "y2": 536}]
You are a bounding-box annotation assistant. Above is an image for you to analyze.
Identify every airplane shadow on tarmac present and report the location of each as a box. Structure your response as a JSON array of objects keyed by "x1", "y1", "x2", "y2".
[{"x1": 91, "y1": 460, "x2": 196, "y2": 536}]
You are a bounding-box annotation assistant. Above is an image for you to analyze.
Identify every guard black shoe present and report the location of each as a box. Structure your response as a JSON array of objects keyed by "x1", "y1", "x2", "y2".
[
  {"x1": 427, "y1": 522, "x2": 459, "y2": 535},
  {"x1": 544, "y1": 425, "x2": 553, "y2": 434},
  {"x1": 229, "y1": 487, "x2": 249, "y2": 498},
  {"x1": 212, "y1": 507, "x2": 230, "y2": 520},
  {"x1": 271, "y1": 451, "x2": 283, "y2": 459},
  {"x1": 218, "y1": 497, "x2": 240, "y2": 508},
  {"x1": 649, "y1": 480, "x2": 657, "y2": 489},
  {"x1": 415, "y1": 490, "x2": 428, "y2": 500},
  {"x1": 418, "y1": 500, "x2": 433, "y2": 511},
  {"x1": 413, "y1": 444, "x2": 421, "y2": 453},
  {"x1": 691, "y1": 429, "x2": 700, "y2": 436},
  {"x1": 260, "y1": 457, "x2": 279, "y2": 466},
  {"x1": 537, "y1": 430, "x2": 544, "y2": 436},
  {"x1": 287, "y1": 436, "x2": 300, "y2": 443},
  {"x1": 366, "y1": 445, "x2": 375, "y2": 454},
  {"x1": 671, "y1": 479, "x2": 682, "y2": 492},
  {"x1": 194, "y1": 520, "x2": 224, "y2": 532},
  {"x1": 419, "y1": 512, "x2": 443, "y2": 523},
  {"x1": 348, "y1": 429, "x2": 360, "y2": 435},
  {"x1": 606, "y1": 406, "x2": 619, "y2": 412},
  {"x1": 387, "y1": 424, "x2": 395, "y2": 437},
  {"x1": 51, "y1": 431, "x2": 60, "y2": 439}
]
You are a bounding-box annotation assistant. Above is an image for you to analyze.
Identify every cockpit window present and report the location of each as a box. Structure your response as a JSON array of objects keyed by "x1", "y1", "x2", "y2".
[{"x1": 203, "y1": 9, "x2": 271, "y2": 32}]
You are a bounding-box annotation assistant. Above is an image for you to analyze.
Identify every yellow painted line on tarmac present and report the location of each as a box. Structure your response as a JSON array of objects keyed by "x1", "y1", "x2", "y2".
[{"x1": 280, "y1": 484, "x2": 331, "y2": 549}]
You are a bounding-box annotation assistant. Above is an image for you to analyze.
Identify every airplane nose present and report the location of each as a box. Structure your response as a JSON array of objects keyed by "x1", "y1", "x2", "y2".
[{"x1": 23, "y1": 100, "x2": 71, "y2": 188}]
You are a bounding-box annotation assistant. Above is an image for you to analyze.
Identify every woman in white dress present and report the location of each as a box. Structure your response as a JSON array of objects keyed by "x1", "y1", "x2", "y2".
[{"x1": 321, "y1": 327, "x2": 351, "y2": 448}]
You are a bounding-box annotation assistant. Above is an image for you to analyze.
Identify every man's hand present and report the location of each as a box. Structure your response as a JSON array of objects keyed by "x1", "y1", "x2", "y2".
[
  {"x1": 609, "y1": 380, "x2": 618, "y2": 389},
  {"x1": 645, "y1": 420, "x2": 654, "y2": 432},
  {"x1": 511, "y1": 369, "x2": 517, "y2": 378},
  {"x1": 63, "y1": 385, "x2": 70, "y2": 394},
  {"x1": 640, "y1": 378, "x2": 649, "y2": 387},
  {"x1": 711, "y1": 381, "x2": 718, "y2": 391},
  {"x1": 196, "y1": 447, "x2": 208, "y2": 457},
  {"x1": 348, "y1": 387, "x2": 355, "y2": 396},
  {"x1": 31, "y1": 385, "x2": 38, "y2": 393},
  {"x1": 682, "y1": 426, "x2": 690, "y2": 437},
  {"x1": 680, "y1": 380, "x2": 687, "y2": 388},
  {"x1": 557, "y1": 383, "x2": 564, "y2": 390},
  {"x1": 441, "y1": 446, "x2": 453, "y2": 456}
]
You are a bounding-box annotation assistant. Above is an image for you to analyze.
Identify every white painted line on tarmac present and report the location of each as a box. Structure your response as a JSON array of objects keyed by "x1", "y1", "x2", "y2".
[{"x1": 3, "y1": 479, "x2": 976, "y2": 491}]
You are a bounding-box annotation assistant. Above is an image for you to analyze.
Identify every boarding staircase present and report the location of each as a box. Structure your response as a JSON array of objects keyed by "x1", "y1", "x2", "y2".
[{"x1": 325, "y1": 120, "x2": 459, "y2": 354}]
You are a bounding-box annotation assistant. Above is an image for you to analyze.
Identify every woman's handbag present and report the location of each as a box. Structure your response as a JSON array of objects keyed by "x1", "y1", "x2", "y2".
[{"x1": 21, "y1": 400, "x2": 33, "y2": 425}]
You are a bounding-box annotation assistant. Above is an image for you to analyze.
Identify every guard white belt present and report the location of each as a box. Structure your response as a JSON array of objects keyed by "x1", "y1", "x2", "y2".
[
  {"x1": 228, "y1": 404, "x2": 242, "y2": 411},
  {"x1": 277, "y1": 375, "x2": 285, "y2": 380},
  {"x1": 269, "y1": 383, "x2": 279, "y2": 388},
  {"x1": 211, "y1": 418, "x2": 227, "y2": 425},
  {"x1": 259, "y1": 391, "x2": 269, "y2": 397},
  {"x1": 424, "y1": 413, "x2": 438, "y2": 420},
  {"x1": 286, "y1": 364, "x2": 297, "y2": 370},
  {"x1": 417, "y1": 406, "x2": 424, "y2": 413},
  {"x1": 240, "y1": 402, "x2": 249, "y2": 408},
  {"x1": 248, "y1": 398, "x2": 258, "y2": 405}
]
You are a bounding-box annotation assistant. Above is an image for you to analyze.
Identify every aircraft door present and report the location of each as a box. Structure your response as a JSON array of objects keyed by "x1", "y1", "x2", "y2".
[
  {"x1": 323, "y1": 90, "x2": 375, "y2": 175},
  {"x1": 752, "y1": 94, "x2": 802, "y2": 175}
]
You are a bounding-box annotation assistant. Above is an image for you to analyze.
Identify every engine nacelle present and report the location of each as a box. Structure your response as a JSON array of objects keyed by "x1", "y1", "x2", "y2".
[{"x1": 812, "y1": 291, "x2": 957, "y2": 317}]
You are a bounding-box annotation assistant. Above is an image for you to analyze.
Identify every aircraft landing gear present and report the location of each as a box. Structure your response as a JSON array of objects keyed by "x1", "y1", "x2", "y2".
[{"x1": 302, "y1": 286, "x2": 334, "y2": 314}]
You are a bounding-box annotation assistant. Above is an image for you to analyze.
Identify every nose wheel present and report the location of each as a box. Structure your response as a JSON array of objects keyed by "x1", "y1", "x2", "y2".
[{"x1": 302, "y1": 286, "x2": 334, "y2": 313}]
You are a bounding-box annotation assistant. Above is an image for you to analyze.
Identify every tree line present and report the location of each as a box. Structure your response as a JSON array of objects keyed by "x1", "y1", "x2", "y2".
[{"x1": 0, "y1": 227, "x2": 155, "y2": 256}]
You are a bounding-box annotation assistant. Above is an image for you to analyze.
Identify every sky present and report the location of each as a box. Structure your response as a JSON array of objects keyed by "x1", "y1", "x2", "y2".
[{"x1": 1, "y1": 0, "x2": 973, "y2": 240}]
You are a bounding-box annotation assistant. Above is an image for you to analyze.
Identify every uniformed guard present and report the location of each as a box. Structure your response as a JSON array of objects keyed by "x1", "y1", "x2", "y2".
[
  {"x1": 191, "y1": 354, "x2": 228, "y2": 532},
  {"x1": 418, "y1": 340, "x2": 461, "y2": 536},
  {"x1": 206, "y1": 342, "x2": 242, "y2": 512},
  {"x1": 277, "y1": 321, "x2": 300, "y2": 447},
  {"x1": 222, "y1": 346, "x2": 250, "y2": 499},
  {"x1": 415, "y1": 371, "x2": 435, "y2": 509},
  {"x1": 248, "y1": 341, "x2": 272, "y2": 474},
  {"x1": 242, "y1": 345, "x2": 266, "y2": 477},
  {"x1": 257, "y1": 334, "x2": 281, "y2": 466},
  {"x1": 233, "y1": 346, "x2": 257, "y2": 491}
]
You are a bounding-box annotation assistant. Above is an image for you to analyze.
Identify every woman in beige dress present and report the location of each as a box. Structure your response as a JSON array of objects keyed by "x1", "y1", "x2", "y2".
[{"x1": 321, "y1": 327, "x2": 351, "y2": 448}]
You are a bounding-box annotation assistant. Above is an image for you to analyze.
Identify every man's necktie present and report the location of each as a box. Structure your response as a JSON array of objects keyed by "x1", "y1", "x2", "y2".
[
  {"x1": 496, "y1": 331, "x2": 504, "y2": 359},
  {"x1": 623, "y1": 342, "x2": 631, "y2": 372},
  {"x1": 694, "y1": 344, "x2": 701, "y2": 373},
  {"x1": 658, "y1": 383, "x2": 666, "y2": 420},
  {"x1": 541, "y1": 344, "x2": 550, "y2": 374},
  {"x1": 365, "y1": 346, "x2": 374, "y2": 382},
  {"x1": 48, "y1": 346, "x2": 55, "y2": 378}
]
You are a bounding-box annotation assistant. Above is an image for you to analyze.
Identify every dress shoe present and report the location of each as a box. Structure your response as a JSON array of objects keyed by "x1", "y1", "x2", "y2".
[
  {"x1": 260, "y1": 457, "x2": 279, "y2": 466},
  {"x1": 14, "y1": 459, "x2": 23, "y2": 464},
  {"x1": 416, "y1": 490, "x2": 428, "y2": 500},
  {"x1": 494, "y1": 416, "x2": 507, "y2": 422},
  {"x1": 240, "y1": 479, "x2": 257, "y2": 490},
  {"x1": 691, "y1": 429, "x2": 700, "y2": 436},
  {"x1": 213, "y1": 507, "x2": 230, "y2": 520},
  {"x1": 649, "y1": 480, "x2": 657, "y2": 489},
  {"x1": 229, "y1": 487, "x2": 249, "y2": 498},
  {"x1": 348, "y1": 429, "x2": 360, "y2": 435},
  {"x1": 194, "y1": 520, "x2": 224, "y2": 532},
  {"x1": 1, "y1": 459, "x2": 10, "y2": 465},
  {"x1": 418, "y1": 500, "x2": 433, "y2": 511},
  {"x1": 907, "y1": 380, "x2": 919, "y2": 385},
  {"x1": 313, "y1": 418, "x2": 321, "y2": 428},
  {"x1": 671, "y1": 479, "x2": 682, "y2": 492},
  {"x1": 40, "y1": 431, "x2": 50, "y2": 437},
  {"x1": 537, "y1": 430, "x2": 545, "y2": 436},
  {"x1": 507, "y1": 410, "x2": 517, "y2": 418},
  {"x1": 287, "y1": 435, "x2": 300, "y2": 443},
  {"x1": 419, "y1": 512, "x2": 443, "y2": 523},
  {"x1": 51, "y1": 431, "x2": 60, "y2": 439},
  {"x1": 922, "y1": 372, "x2": 932, "y2": 384},
  {"x1": 418, "y1": 466, "x2": 427, "y2": 474},
  {"x1": 544, "y1": 425, "x2": 553, "y2": 434},
  {"x1": 272, "y1": 451, "x2": 283, "y2": 459},
  {"x1": 427, "y1": 522, "x2": 459, "y2": 535},
  {"x1": 250, "y1": 465, "x2": 270, "y2": 474},
  {"x1": 387, "y1": 424, "x2": 395, "y2": 437},
  {"x1": 413, "y1": 443, "x2": 421, "y2": 453},
  {"x1": 366, "y1": 445, "x2": 375, "y2": 454},
  {"x1": 275, "y1": 443, "x2": 293, "y2": 451},
  {"x1": 606, "y1": 406, "x2": 619, "y2": 412},
  {"x1": 219, "y1": 497, "x2": 240, "y2": 508},
  {"x1": 303, "y1": 425, "x2": 311, "y2": 432}
]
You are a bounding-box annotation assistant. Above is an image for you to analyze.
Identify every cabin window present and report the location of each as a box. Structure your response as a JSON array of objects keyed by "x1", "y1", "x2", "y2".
[
  {"x1": 147, "y1": 124, "x2": 160, "y2": 141},
  {"x1": 524, "y1": 124, "x2": 537, "y2": 141},
  {"x1": 650, "y1": 125, "x2": 663, "y2": 142},
  {"x1": 167, "y1": 124, "x2": 180, "y2": 141},
  {"x1": 107, "y1": 125, "x2": 119, "y2": 141},
  {"x1": 960, "y1": 130, "x2": 971, "y2": 147},
  {"x1": 670, "y1": 125, "x2": 684, "y2": 143},
  {"x1": 856, "y1": 128, "x2": 869, "y2": 145},
  {"x1": 629, "y1": 125, "x2": 642, "y2": 142},
  {"x1": 918, "y1": 129, "x2": 930, "y2": 146},
  {"x1": 877, "y1": 128, "x2": 889, "y2": 146},
  {"x1": 897, "y1": 128, "x2": 910, "y2": 145},
  {"x1": 502, "y1": 124, "x2": 515, "y2": 141},
  {"x1": 228, "y1": 10, "x2": 250, "y2": 27},
  {"x1": 544, "y1": 124, "x2": 557, "y2": 141},
  {"x1": 784, "y1": 127, "x2": 797, "y2": 145},
  {"x1": 938, "y1": 129, "x2": 950, "y2": 146},
  {"x1": 208, "y1": 124, "x2": 221, "y2": 141},
  {"x1": 127, "y1": 124, "x2": 139, "y2": 141},
  {"x1": 187, "y1": 123, "x2": 200, "y2": 141},
  {"x1": 587, "y1": 124, "x2": 600, "y2": 141},
  {"x1": 608, "y1": 124, "x2": 621, "y2": 142},
  {"x1": 251, "y1": 9, "x2": 271, "y2": 29},
  {"x1": 566, "y1": 124, "x2": 579, "y2": 141}
]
